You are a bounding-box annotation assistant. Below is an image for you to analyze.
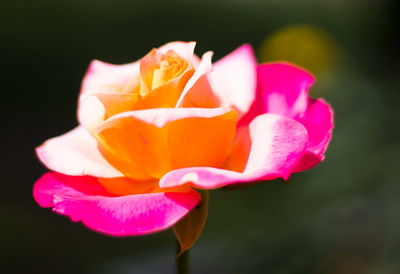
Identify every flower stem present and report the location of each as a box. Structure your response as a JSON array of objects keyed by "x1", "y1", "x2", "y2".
[{"x1": 176, "y1": 238, "x2": 190, "y2": 274}]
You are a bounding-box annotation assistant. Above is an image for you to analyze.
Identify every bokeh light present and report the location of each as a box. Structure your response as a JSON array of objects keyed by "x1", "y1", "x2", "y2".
[{"x1": 259, "y1": 24, "x2": 341, "y2": 89}]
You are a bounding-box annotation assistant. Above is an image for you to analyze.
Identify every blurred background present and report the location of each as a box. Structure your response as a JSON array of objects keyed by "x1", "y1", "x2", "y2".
[{"x1": 1, "y1": 0, "x2": 400, "y2": 273}]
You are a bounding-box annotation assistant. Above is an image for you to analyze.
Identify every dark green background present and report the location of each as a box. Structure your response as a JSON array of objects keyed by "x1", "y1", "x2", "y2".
[{"x1": 1, "y1": 0, "x2": 399, "y2": 273}]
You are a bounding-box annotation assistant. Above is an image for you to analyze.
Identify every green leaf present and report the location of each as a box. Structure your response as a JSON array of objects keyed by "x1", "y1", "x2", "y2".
[{"x1": 173, "y1": 190, "x2": 209, "y2": 257}]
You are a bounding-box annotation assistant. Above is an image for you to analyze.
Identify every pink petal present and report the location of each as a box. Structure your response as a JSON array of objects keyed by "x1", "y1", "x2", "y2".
[
  {"x1": 207, "y1": 44, "x2": 257, "y2": 117},
  {"x1": 33, "y1": 172, "x2": 201, "y2": 236},
  {"x1": 36, "y1": 126, "x2": 123, "y2": 178},
  {"x1": 78, "y1": 95, "x2": 106, "y2": 131},
  {"x1": 257, "y1": 62, "x2": 315, "y2": 119},
  {"x1": 78, "y1": 59, "x2": 140, "y2": 130},
  {"x1": 257, "y1": 63, "x2": 334, "y2": 173},
  {"x1": 80, "y1": 59, "x2": 140, "y2": 98},
  {"x1": 299, "y1": 98, "x2": 334, "y2": 154},
  {"x1": 159, "y1": 113, "x2": 308, "y2": 189},
  {"x1": 293, "y1": 98, "x2": 334, "y2": 172}
]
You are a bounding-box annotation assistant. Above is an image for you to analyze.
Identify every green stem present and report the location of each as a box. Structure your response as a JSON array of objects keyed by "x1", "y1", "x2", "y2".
[{"x1": 176, "y1": 239, "x2": 190, "y2": 274}]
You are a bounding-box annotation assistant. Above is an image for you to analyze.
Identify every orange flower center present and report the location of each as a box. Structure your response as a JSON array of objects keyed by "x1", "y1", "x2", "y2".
[
  {"x1": 92, "y1": 49, "x2": 195, "y2": 122},
  {"x1": 124, "y1": 49, "x2": 190, "y2": 97}
]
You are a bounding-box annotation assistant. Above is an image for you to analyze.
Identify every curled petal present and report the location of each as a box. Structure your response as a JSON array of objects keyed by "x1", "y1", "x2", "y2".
[
  {"x1": 299, "y1": 98, "x2": 333, "y2": 154},
  {"x1": 157, "y1": 41, "x2": 196, "y2": 63},
  {"x1": 159, "y1": 113, "x2": 308, "y2": 189},
  {"x1": 36, "y1": 127, "x2": 123, "y2": 178},
  {"x1": 95, "y1": 108, "x2": 238, "y2": 180},
  {"x1": 257, "y1": 63, "x2": 333, "y2": 172},
  {"x1": 78, "y1": 95, "x2": 106, "y2": 132},
  {"x1": 139, "y1": 49, "x2": 191, "y2": 92},
  {"x1": 176, "y1": 51, "x2": 217, "y2": 108},
  {"x1": 77, "y1": 59, "x2": 140, "y2": 130},
  {"x1": 78, "y1": 93, "x2": 142, "y2": 132},
  {"x1": 294, "y1": 98, "x2": 334, "y2": 172},
  {"x1": 33, "y1": 172, "x2": 200, "y2": 236},
  {"x1": 80, "y1": 59, "x2": 140, "y2": 98},
  {"x1": 208, "y1": 44, "x2": 257, "y2": 117},
  {"x1": 258, "y1": 62, "x2": 315, "y2": 119},
  {"x1": 133, "y1": 68, "x2": 194, "y2": 109}
]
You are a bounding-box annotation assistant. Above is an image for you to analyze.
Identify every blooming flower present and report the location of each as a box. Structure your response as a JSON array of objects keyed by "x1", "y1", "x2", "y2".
[{"x1": 34, "y1": 41, "x2": 333, "y2": 236}]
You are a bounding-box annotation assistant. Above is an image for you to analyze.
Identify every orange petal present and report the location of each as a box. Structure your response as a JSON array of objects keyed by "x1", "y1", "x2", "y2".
[
  {"x1": 140, "y1": 49, "x2": 160, "y2": 91},
  {"x1": 134, "y1": 68, "x2": 194, "y2": 109},
  {"x1": 140, "y1": 49, "x2": 189, "y2": 90},
  {"x1": 177, "y1": 51, "x2": 219, "y2": 108},
  {"x1": 95, "y1": 108, "x2": 238, "y2": 180},
  {"x1": 137, "y1": 48, "x2": 194, "y2": 108},
  {"x1": 179, "y1": 75, "x2": 220, "y2": 108},
  {"x1": 95, "y1": 93, "x2": 140, "y2": 120},
  {"x1": 78, "y1": 93, "x2": 141, "y2": 132},
  {"x1": 220, "y1": 126, "x2": 251, "y2": 172},
  {"x1": 152, "y1": 50, "x2": 189, "y2": 89}
]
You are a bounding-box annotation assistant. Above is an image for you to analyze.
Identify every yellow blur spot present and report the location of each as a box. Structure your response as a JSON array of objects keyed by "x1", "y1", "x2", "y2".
[{"x1": 259, "y1": 25, "x2": 341, "y2": 87}]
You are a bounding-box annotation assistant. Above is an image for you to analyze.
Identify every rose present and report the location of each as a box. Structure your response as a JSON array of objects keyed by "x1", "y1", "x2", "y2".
[{"x1": 34, "y1": 41, "x2": 333, "y2": 237}]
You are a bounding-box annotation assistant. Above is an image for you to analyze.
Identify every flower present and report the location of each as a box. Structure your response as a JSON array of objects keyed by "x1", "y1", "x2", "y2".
[{"x1": 34, "y1": 41, "x2": 333, "y2": 236}]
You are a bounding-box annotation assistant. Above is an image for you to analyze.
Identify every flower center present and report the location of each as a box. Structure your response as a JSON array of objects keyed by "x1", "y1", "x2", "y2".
[{"x1": 123, "y1": 49, "x2": 190, "y2": 97}]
